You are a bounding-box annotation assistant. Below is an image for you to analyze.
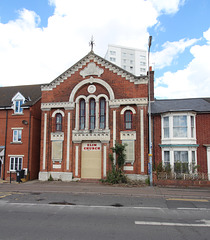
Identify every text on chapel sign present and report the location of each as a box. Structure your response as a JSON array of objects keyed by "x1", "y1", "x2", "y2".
[{"x1": 82, "y1": 143, "x2": 101, "y2": 151}]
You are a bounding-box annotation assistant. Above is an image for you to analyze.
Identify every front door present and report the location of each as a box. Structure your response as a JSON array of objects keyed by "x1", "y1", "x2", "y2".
[{"x1": 81, "y1": 142, "x2": 101, "y2": 179}]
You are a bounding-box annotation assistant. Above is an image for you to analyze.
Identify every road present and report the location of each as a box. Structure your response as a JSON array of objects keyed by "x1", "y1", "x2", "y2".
[
  {"x1": 0, "y1": 181, "x2": 210, "y2": 239},
  {"x1": 0, "y1": 201, "x2": 210, "y2": 240}
]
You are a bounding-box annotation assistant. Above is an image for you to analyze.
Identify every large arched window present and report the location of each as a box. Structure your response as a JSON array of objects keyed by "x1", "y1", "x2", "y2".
[
  {"x1": 124, "y1": 110, "x2": 132, "y2": 130},
  {"x1": 89, "y1": 98, "x2": 96, "y2": 130},
  {"x1": 79, "y1": 99, "x2": 86, "y2": 130},
  {"x1": 99, "y1": 98, "x2": 106, "y2": 129},
  {"x1": 56, "y1": 113, "x2": 62, "y2": 131}
]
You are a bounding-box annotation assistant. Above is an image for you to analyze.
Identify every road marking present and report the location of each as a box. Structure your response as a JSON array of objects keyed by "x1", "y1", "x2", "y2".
[
  {"x1": 0, "y1": 192, "x2": 24, "y2": 199},
  {"x1": 166, "y1": 198, "x2": 208, "y2": 202},
  {"x1": 0, "y1": 193, "x2": 12, "y2": 199},
  {"x1": 177, "y1": 208, "x2": 208, "y2": 211},
  {"x1": 135, "y1": 220, "x2": 210, "y2": 227}
]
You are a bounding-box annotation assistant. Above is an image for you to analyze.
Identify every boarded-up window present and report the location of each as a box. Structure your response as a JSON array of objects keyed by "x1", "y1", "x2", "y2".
[
  {"x1": 52, "y1": 141, "x2": 63, "y2": 161},
  {"x1": 122, "y1": 140, "x2": 135, "y2": 163}
]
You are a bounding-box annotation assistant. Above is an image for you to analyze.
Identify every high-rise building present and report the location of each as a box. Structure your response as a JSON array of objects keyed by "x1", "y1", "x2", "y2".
[{"x1": 105, "y1": 44, "x2": 147, "y2": 76}]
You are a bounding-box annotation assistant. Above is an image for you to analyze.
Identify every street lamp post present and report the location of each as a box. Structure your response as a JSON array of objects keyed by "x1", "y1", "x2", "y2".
[{"x1": 148, "y1": 36, "x2": 153, "y2": 186}]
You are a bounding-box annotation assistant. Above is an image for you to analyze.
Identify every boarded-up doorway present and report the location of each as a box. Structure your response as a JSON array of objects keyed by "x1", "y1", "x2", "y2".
[{"x1": 81, "y1": 142, "x2": 101, "y2": 179}]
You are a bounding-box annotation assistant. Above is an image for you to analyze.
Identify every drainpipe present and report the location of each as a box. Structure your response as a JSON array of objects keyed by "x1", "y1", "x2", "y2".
[
  {"x1": 3, "y1": 110, "x2": 8, "y2": 180},
  {"x1": 27, "y1": 110, "x2": 31, "y2": 180}
]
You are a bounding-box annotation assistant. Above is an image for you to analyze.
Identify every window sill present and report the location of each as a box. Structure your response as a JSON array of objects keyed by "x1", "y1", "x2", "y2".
[
  {"x1": 12, "y1": 113, "x2": 24, "y2": 116},
  {"x1": 161, "y1": 138, "x2": 197, "y2": 145},
  {"x1": 10, "y1": 142, "x2": 23, "y2": 144}
]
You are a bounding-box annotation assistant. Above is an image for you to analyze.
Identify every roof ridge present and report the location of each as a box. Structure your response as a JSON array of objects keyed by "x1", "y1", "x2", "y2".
[{"x1": 41, "y1": 51, "x2": 148, "y2": 91}]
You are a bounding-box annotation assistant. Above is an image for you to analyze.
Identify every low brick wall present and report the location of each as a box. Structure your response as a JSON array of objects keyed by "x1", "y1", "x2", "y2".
[{"x1": 153, "y1": 172, "x2": 210, "y2": 187}]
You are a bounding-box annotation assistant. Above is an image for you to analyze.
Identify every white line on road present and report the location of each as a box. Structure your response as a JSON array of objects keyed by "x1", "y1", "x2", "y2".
[{"x1": 135, "y1": 220, "x2": 210, "y2": 227}]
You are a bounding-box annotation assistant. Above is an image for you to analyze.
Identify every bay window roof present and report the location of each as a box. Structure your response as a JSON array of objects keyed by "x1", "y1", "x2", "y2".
[{"x1": 151, "y1": 98, "x2": 210, "y2": 114}]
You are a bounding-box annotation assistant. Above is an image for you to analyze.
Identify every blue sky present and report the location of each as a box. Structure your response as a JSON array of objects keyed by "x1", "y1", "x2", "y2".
[{"x1": 0, "y1": 0, "x2": 210, "y2": 99}]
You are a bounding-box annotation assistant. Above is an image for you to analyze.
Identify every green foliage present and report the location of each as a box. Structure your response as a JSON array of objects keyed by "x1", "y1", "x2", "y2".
[
  {"x1": 103, "y1": 142, "x2": 128, "y2": 184},
  {"x1": 145, "y1": 177, "x2": 150, "y2": 185},
  {"x1": 111, "y1": 142, "x2": 127, "y2": 170},
  {"x1": 105, "y1": 168, "x2": 128, "y2": 184},
  {"x1": 156, "y1": 162, "x2": 163, "y2": 173},
  {"x1": 48, "y1": 174, "x2": 54, "y2": 181},
  {"x1": 155, "y1": 162, "x2": 171, "y2": 174}
]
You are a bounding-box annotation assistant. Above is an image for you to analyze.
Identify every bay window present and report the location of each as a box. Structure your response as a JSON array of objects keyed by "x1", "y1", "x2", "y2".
[
  {"x1": 164, "y1": 151, "x2": 170, "y2": 170},
  {"x1": 162, "y1": 113, "x2": 196, "y2": 141},
  {"x1": 174, "y1": 151, "x2": 188, "y2": 173},
  {"x1": 163, "y1": 117, "x2": 169, "y2": 138},
  {"x1": 173, "y1": 116, "x2": 187, "y2": 137},
  {"x1": 162, "y1": 149, "x2": 197, "y2": 174}
]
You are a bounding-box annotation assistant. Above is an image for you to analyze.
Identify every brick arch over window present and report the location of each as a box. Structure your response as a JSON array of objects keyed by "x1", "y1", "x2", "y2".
[
  {"x1": 120, "y1": 106, "x2": 136, "y2": 115},
  {"x1": 69, "y1": 77, "x2": 115, "y2": 103},
  {"x1": 52, "y1": 109, "x2": 65, "y2": 118}
]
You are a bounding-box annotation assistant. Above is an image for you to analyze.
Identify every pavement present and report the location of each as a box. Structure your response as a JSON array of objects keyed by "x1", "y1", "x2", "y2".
[{"x1": 1, "y1": 179, "x2": 210, "y2": 199}]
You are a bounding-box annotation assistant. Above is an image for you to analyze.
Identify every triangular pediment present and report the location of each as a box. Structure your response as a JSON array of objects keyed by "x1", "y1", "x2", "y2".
[
  {"x1": 12, "y1": 92, "x2": 25, "y2": 102},
  {"x1": 41, "y1": 51, "x2": 148, "y2": 91}
]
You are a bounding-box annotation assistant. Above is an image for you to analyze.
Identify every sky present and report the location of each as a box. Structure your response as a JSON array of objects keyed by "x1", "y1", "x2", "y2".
[{"x1": 0, "y1": 0, "x2": 210, "y2": 99}]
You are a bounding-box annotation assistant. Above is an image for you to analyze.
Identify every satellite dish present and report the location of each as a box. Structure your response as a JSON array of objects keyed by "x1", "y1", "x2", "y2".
[{"x1": 22, "y1": 120, "x2": 28, "y2": 125}]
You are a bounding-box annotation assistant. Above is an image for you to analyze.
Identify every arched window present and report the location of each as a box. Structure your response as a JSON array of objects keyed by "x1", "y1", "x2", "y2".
[
  {"x1": 99, "y1": 98, "x2": 106, "y2": 129},
  {"x1": 56, "y1": 113, "x2": 62, "y2": 131},
  {"x1": 89, "y1": 98, "x2": 96, "y2": 130},
  {"x1": 125, "y1": 110, "x2": 132, "y2": 130},
  {"x1": 79, "y1": 99, "x2": 86, "y2": 130}
]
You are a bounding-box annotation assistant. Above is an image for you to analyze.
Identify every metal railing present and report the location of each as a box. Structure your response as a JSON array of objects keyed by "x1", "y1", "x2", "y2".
[{"x1": 157, "y1": 172, "x2": 210, "y2": 181}]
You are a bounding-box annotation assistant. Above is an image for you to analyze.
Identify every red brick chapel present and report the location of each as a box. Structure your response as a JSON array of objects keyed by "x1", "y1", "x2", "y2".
[{"x1": 39, "y1": 51, "x2": 153, "y2": 181}]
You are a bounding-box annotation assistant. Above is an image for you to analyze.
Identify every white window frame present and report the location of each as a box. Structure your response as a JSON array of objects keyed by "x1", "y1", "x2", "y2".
[
  {"x1": 161, "y1": 113, "x2": 196, "y2": 145},
  {"x1": 12, "y1": 92, "x2": 25, "y2": 114},
  {"x1": 13, "y1": 129, "x2": 22, "y2": 143},
  {"x1": 15, "y1": 100, "x2": 23, "y2": 113},
  {"x1": 10, "y1": 156, "x2": 23, "y2": 171},
  {"x1": 162, "y1": 148, "x2": 197, "y2": 174}
]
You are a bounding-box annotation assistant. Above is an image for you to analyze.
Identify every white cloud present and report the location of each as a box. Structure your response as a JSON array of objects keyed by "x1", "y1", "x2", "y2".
[
  {"x1": 155, "y1": 28, "x2": 210, "y2": 99},
  {"x1": 0, "y1": 0, "x2": 185, "y2": 86},
  {"x1": 149, "y1": 0, "x2": 185, "y2": 14},
  {"x1": 152, "y1": 38, "x2": 199, "y2": 69}
]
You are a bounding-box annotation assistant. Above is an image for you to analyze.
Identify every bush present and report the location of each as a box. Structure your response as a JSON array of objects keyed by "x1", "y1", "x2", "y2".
[
  {"x1": 48, "y1": 174, "x2": 54, "y2": 181},
  {"x1": 103, "y1": 142, "x2": 128, "y2": 184}
]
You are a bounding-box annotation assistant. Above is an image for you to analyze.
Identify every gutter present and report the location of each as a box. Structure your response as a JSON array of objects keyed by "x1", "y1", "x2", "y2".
[
  {"x1": 3, "y1": 110, "x2": 8, "y2": 180},
  {"x1": 27, "y1": 110, "x2": 32, "y2": 180}
]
